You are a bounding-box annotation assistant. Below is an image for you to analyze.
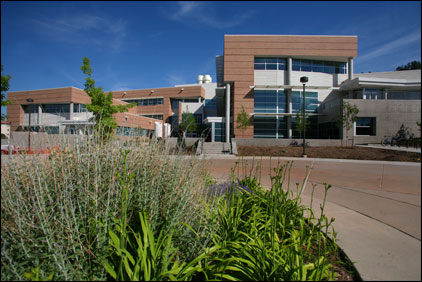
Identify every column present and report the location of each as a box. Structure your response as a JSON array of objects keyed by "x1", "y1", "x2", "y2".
[
  {"x1": 348, "y1": 57, "x2": 354, "y2": 80},
  {"x1": 383, "y1": 88, "x2": 388, "y2": 100},
  {"x1": 225, "y1": 83, "x2": 230, "y2": 143},
  {"x1": 287, "y1": 90, "x2": 292, "y2": 138},
  {"x1": 211, "y1": 122, "x2": 215, "y2": 143},
  {"x1": 38, "y1": 104, "x2": 42, "y2": 125},
  {"x1": 286, "y1": 57, "x2": 292, "y2": 85},
  {"x1": 69, "y1": 103, "x2": 74, "y2": 121}
]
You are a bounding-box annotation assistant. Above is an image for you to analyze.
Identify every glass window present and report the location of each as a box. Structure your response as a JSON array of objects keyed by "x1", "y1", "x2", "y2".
[
  {"x1": 301, "y1": 60, "x2": 312, "y2": 72},
  {"x1": 323, "y1": 62, "x2": 335, "y2": 74},
  {"x1": 22, "y1": 104, "x2": 38, "y2": 113},
  {"x1": 266, "y1": 58, "x2": 277, "y2": 63},
  {"x1": 266, "y1": 64, "x2": 277, "y2": 70},
  {"x1": 312, "y1": 61, "x2": 324, "y2": 73},
  {"x1": 254, "y1": 116, "x2": 277, "y2": 138},
  {"x1": 364, "y1": 89, "x2": 383, "y2": 100},
  {"x1": 292, "y1": 59, "x2": 301, "y2": 71},
  {"x1": 254, "y1": 64, "x2": 265, "y2": 70},
  {"x1": 387, "y1": 91, "x2": 421, "y2": 100},
  {"x1": 355, "y1": 117, "x2": 376, "y2": 136},
  {"x1": 41, "y1": 104, "x2": 70, "y2": 113},
  {"x1": 291, "y1": 91, "x2": 318, "y2": 113},
  {"x1": 254, "y1": 57, "x2": 266, "y2": 64}
]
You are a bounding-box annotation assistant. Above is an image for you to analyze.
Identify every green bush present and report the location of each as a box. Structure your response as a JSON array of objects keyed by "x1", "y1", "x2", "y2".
[{"x1": 1, "y1": 136, "x2": 216, "y2": 280}]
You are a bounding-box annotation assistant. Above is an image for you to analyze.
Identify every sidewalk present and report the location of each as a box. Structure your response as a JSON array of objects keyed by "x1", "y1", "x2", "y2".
[
  {"x1": 203, "y1": 156, "x2": 421, "y2": 281},
  {"x1": 357, "y1": 143, "x2": 421, "y2": 153}
]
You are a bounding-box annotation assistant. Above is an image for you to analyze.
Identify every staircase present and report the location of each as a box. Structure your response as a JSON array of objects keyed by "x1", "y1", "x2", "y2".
[{"x1": 199, "y1": 142, "x2": 232, "y2": 155}]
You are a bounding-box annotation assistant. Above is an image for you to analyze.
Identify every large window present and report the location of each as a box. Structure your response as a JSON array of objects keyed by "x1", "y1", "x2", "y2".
[
  {"x1": 140, "y1": 114, "x2": 163, "y2": 120},
  {"x1": 355, "y1": 117, "x2": 376, "y2": 136},
  {"x1": 291, "y1": 91, "x2": 318, "y2": 113},
  {"x1": 122, "y1": 98, "x2": 163, "y2": 106},
  {"x1": 254, "y1": 57, "x2": 286, "y2": 70},
  {"x1": 116, "y1": 126, "x2": 147, "y2": 137},
  {"x1": 73, "y1": 103, "x2": 88, "y2": 112},
  {"x1": 22, "y1": 104, "x2": 38, "y2": 113},
  {"x1": 41, "y1": 104, "x2": 70, "y2": 113},
  {"x1": 364, "y1": 89, "x2": 383, "y2": 100},
  {"x1": 254, "y1": 90, "x2": 287, "y2": 113},
  {"x1": 292, "y1": 59, "x2": 346, "y2": 74},
  {"x1": 291, "y1": 116, "x2": 318, "y2": 139},
  {"x1": 253, "y1": 116, "x2": 287, "y2": 139},
  {"x1": 387, "y1": 91, "x2": 421, "y2": 100}
]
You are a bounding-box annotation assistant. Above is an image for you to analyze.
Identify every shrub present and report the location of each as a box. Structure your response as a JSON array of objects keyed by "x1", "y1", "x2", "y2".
[{"x1": 1, "y1": 135, "x2": 216, "y2": 280}]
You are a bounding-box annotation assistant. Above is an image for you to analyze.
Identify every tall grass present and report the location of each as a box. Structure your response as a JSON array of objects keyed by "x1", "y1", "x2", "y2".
[{"x1": 1, "y1": 134, "x2": 216, "y2": 280}]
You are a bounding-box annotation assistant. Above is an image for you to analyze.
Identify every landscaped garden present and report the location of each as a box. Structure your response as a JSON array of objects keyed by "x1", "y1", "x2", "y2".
[
  {"x1": 1, "y1": 137, "x2": 360, "y2": 281},
  {"x1": 237, "y1": 145, "x2": 421, "y2": 162}
]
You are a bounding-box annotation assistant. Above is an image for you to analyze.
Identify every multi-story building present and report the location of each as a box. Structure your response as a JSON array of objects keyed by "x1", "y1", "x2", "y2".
[{"x1": 6, "y1": 34, "x2": 421, "y2": 145}]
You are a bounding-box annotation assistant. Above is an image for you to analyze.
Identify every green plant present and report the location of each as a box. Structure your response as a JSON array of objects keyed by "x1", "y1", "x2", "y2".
[
  {"x1": 1, "y1": 134, "x2": 215, "y2": 281},
  {"x1": 338, "y1": 101, "x2": 359, "y2": 147},
  {"x1": 190, "y1": 160, "x2": 346, "y2": 281},
  {"x1": 81, "y1": 57, "x2": 134, "y2": 143},
  {"x1": 236, "y1": 105, "x2": 250, "y2": 138},
  {"x1": 1, "y1": 64, "x2": 12, "y2": 120}
]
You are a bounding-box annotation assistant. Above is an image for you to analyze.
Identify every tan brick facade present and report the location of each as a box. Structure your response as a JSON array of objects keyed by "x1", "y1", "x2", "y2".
[
  {"x1": 223, "y1": 35, "x2": 358, "y2": 138},
  {"x1": 7, "y1": 85, "x2": 204, "y2": 132}
]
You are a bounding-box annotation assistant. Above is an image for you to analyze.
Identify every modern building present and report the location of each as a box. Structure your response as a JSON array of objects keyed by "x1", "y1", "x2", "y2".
[{"x1": 5, "y1": 34, "x2": 421, "y2": 145}]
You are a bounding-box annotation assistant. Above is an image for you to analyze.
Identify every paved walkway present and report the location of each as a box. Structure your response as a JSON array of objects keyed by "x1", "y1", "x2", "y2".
[
  {"x1": 202, "y1": 155, "x2": 421, "y2": 281},
  {"x1": 357, "y1": 143, "x2": 421, "y2": 153}
]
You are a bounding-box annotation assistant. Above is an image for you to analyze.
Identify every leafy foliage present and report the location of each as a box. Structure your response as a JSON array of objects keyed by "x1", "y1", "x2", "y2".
[
  {"x1": 81, "y1": 57, "x2": 134, "y2": 141},
  {"x1": 338, "y1": 101, "x2": 359, "y2": 146},
  {"x1": 396, "y1": 60, "x2": 421, "y2": 71},
  {"x1": 295, "y1": 110, "x2": 311, "y2": 138},
  {"x1": 1, "y1": 64, "x2": 12, "y2": 120},
  {"x1": 236, "y1": 105, "x2": 250, "y2": 137},
  {"x1": 178, "y1": 112, "x2": 197, "y2": 134}
]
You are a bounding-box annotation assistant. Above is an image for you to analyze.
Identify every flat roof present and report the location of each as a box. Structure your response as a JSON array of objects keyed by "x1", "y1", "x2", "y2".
[
  {"x1": 8, "y1": 86, "x2": 83, "y2": 93},
  {"x1": 225, "y1": 34, "x2": 357, "y2": 38}
]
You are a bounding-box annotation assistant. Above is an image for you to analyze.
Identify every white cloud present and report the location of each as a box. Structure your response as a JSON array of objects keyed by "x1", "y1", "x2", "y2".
[
  {"x1": 167, "y1": 1, "x2": 255, "y2": 29},
  {"x1": 165, "y1": 73, "x2": 188, "y2": 86},
  {"x1": 356, "y1": 31, "x2": 421, "y2": 63},
  {"x1": 32, "y1": 15, "x2": 127, "y2": 52}
]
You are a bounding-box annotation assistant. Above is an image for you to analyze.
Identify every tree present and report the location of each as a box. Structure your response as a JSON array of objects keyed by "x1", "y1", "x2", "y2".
[
  {"x1": 338, "y1": 101, "x2": 359, "y2": 147},
  {"x1": 294, "y1": 110, "x2": 310, "y2": 139},
  {"x1": 1, "y1": 65, "x2": 12, "y2": 121},
  {"x1": 178, "y1": 112, "x2": 197, "y2": 137},
  {"x1": 236, "y1": 105, "x2": 250, "y2": 138},
  {"x1": 81, "y1": 57, "x2": 134, "y2": 142},
  {"x1": 396, "y1": 60, "x2": 421, "y2": 71}
]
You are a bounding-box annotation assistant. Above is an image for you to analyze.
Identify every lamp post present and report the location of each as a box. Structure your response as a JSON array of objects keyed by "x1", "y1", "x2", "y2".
[
  {"x1": 26, "y1": 98, "x2": 34, "y2": 152},
  {"x1": 300, "y1": 77, "x2": 308, "y2": 158}
]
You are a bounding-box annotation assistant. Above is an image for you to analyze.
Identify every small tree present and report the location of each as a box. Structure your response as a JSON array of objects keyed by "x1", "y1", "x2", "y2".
[
  {"x1": 1, "y1": 65, "x2": 12, "y2": 121},
  {"x1": 178, "y1": 112, "x2": 197, "y2": 137},
  {"x1": 236, "y1": 105, "x2": 250, "y2": 138},
  {"x1": 81, "y1": 57, "x2": 134, "y2": 143},
  {"x1": 294, "y1": 110, "x2": 311, "y2": 139},
  {"x1": 338, "y1": 101, "x2": 359, "y2": 147}
]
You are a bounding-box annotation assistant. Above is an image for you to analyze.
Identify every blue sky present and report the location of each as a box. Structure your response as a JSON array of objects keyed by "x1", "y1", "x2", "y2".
[{"x1": 1, "y1": 1, "x2": 421, "y2": 116}]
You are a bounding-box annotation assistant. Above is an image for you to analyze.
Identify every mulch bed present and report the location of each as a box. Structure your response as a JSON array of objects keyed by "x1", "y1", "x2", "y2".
[{"x1": 237, "y1": 146, "x2": 421, "y2": 162}]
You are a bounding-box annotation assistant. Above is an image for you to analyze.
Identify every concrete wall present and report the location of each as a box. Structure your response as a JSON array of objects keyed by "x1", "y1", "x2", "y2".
[
  {"x1": 3, "y1": 132, "x2": 86, "y2": 149},
  {"x1": 233, "y1": 138, "x2": 342, "y2": 147},
  {"x1": 344, "y1": 99, "x2": 421, "y2": 144}
]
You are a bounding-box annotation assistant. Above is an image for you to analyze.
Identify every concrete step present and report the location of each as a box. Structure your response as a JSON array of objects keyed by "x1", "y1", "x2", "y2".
[{"x1": 201, "y1": 142, "x2": 231, "y2": 154}]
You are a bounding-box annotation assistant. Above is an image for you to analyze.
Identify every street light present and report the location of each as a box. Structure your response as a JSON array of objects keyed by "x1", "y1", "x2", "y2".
[
  {"x1": 300, "y1": 76, "x2": 308, "y2": 158},
  {"x1": 26, "y1": 98, "x2": 34, "y2": 152}
]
